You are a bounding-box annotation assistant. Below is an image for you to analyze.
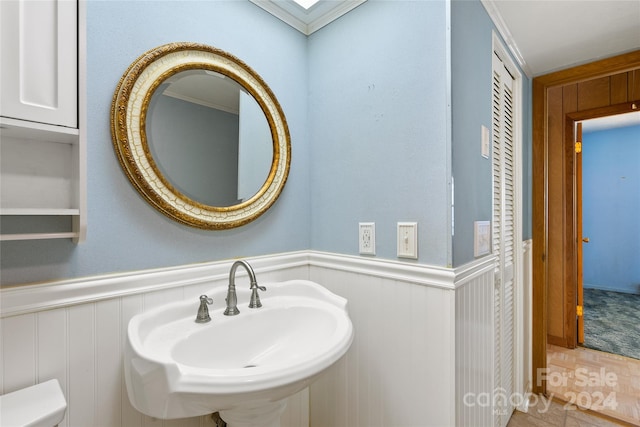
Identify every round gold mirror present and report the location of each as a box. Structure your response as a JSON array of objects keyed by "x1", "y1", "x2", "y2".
[{"x1": 111, "y1": 42, "x2": 291, "y2": 229}]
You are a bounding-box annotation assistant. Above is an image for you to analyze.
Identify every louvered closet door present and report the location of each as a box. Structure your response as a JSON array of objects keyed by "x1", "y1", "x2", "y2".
[{"x1": 492, "y1": 51, "x2": 516, "y2": 427}]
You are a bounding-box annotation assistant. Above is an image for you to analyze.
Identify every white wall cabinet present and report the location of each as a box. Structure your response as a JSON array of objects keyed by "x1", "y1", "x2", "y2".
[
  {"x1": 1, "y1": 0, "x2": 77, "y2": 127},
  {"x1": 0, "y1": 0, "x2": 86, "y2": 242}
]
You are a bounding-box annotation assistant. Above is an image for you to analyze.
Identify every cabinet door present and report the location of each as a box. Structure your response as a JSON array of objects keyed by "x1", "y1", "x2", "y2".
[{"x1": 1, "y1": 0, "x2": 77, "y2": 128}]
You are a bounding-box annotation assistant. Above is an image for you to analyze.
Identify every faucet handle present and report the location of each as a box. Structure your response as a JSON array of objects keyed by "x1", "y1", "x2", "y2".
[
  {"x1": 195, "y1": 295, "x2": 213, "y2": 323},
  {"x1": 249, "y1": 284, "x2": 266, "y2": 309}
]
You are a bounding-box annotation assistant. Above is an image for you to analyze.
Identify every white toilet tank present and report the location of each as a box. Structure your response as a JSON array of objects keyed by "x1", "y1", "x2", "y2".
[{"x1": 0, "y1": 379, "x2": 67, "y2": 427}]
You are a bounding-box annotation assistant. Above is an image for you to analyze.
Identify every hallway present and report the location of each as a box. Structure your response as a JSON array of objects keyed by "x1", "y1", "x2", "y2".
[{"x1": 545, "y1": 344, "x2": 640, "y2": 425}]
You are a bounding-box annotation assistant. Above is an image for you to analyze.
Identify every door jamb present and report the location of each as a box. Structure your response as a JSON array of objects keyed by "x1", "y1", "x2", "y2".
[{"x1": 531, "y1": 50, "x2": 640, "y2": 395}]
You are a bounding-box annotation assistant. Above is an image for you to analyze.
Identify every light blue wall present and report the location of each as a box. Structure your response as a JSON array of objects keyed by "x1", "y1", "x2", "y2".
[
  {"x1": 451, "y1": 0, "x2": 531, "y2": 266},
  {"x1": 308, "y1": 0, "x2": 452, "y2": 266},
  {"x1": 582, "y1": 124, "x2": 640, "y2": 294},
  {"x1": 0, "y1": 0, "x2": 533, "y2": 284},
  {"x1": 0, "y1": 1, "x2": 310, "y2": 285}
]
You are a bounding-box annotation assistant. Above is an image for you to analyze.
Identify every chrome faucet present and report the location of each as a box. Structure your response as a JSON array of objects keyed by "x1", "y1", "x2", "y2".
[
  {"x1": 195, "y1": 295, "x2": 213, "y2": 323},
  {"x1": 224, "y1": 260, "x2": 266, "y2": 316}
]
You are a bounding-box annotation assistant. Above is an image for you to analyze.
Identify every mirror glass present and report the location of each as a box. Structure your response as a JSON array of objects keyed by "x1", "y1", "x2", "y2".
[
  {"x1": 146, "y1": 70, "x2": 272, "y2": 207},
  {"x1": 111, "y1": 42, "x2": 290, "y2": 229}
]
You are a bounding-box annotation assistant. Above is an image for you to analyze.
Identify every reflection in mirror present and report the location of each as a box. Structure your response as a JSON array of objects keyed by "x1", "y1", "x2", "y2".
[{"x1": 146, "y1": 70, "x2": 272, "y2": 207}]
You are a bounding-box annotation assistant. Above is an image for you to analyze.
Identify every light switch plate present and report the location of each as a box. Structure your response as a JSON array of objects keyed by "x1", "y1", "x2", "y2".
[
  {"x1": 474, "y1": 220, "x2": 491, "y2": 257},
  {"x1": 397, "y1": 222, "x2": 418, "y2": 259},
  {"x1": 359, "y1": 222, "x2": 375, "y2": 255},
  {"x1": 481, "y1": 125, "x2": 490, "y2": 158}
]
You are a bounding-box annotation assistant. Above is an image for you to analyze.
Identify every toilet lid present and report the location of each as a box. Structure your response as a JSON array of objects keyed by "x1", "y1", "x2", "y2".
[{"x1": 0, "y1": 379, "x2": 67, "y2": 427}]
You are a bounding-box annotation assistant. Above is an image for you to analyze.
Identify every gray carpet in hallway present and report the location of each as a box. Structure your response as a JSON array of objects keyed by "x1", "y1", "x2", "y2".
[{"x1": 583, "y1": 288, "x2": 640, "y2": 360}]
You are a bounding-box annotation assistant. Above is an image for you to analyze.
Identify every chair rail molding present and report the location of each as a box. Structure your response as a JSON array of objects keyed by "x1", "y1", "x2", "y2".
[{"x1": 0, "y1": 251, "x2": 503, "y2": 318}]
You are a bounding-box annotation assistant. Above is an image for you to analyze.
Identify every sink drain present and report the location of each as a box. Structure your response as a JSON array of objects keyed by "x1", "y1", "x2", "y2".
[{"x1": 243, "y1": 364, "x2": 257, "y2": 368}]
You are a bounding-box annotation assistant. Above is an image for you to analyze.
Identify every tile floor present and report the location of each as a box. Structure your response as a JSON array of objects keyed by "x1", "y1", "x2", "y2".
[
  {"x1": 507, "y1": 397, "x2": 633, "y2": 426},
  {"x1": 546, "y1": 344, "x2": 640, "y2": 425},
  {"x1": 508, "y1": 343, "x2": 640, "y2": 426}
]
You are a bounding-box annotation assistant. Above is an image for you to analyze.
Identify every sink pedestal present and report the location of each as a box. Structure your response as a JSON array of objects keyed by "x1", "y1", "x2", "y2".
[{"x1": 219, "y1": 400, "x2": 287, "y2": 427}]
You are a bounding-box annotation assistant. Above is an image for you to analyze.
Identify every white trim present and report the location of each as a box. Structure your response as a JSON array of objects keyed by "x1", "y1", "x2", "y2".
[
  {"x1": 249, "y1": 0, "x2": 366, "y2": 35},
  {"x1": 1, "y1": 250, "x2": 516, "y2": 318},
  {"x1": 0, "y1": 251, "x2": 509, "y2": 318},
  {"x1": 0, "y1": 117, "x2": 79, "y2": 141},
  {"x1": 445, "y1": 0, "x2": 454, "y2": 264},
  {"x1": 308, "y1": 251, "x2": 455, "y2": 289},
  {"x1": 250, "y1": 0, "x2": 309, "y2": 34},
  {"x1": 453, "y1": 255, "x2": 496, "y2": 288},
  {"x1": 306, "y1": 0, "x2": 365, "y2": 34},
  {"x1": 0, "y1": 232, "x2": 78, "y2": 241},
  {"x1": 481, "y1": 0, "x2": 532, "y2": 77},
  {"x1": 520, "y1": 239, "x2": 533, "y2": 413},
  {"x1": 75, "y1": 0, "x2": 87, "y2": 243},
  {"x1": 0, "y1": 252, "x2": 307, "y2": 318}
]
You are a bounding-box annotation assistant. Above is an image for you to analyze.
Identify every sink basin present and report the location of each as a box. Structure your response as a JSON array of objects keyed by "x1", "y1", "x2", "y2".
[{"x1": 124, "y1": 279, "x2": 353, "y2": 425}]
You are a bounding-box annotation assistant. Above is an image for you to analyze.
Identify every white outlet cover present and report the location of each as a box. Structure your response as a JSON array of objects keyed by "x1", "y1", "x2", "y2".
[
  {"x1": 481, "y1": 125, "x2": 490, "y2": 158},
  {"x1": 474, "y1": 220, "x2": 491, "y2": 257},
  {"x1": 359, "y1": 222, "x2": 375, "y2": 255},
  {"x1": 397, "y1": 222, "x2": 418, "y2": 259}
]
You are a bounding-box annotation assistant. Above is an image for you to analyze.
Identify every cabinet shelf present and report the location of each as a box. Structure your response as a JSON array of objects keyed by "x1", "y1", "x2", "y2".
[
  {"x1": 0, "y1": 208, "x2": 81, "y2": 216},
  {"x1": 0, "y1": 117, "x2": 79, "y2": 144},
  {"x1": 0, "y1": 232, "x2": 79, "y2": 242},
  {"x1": 0, "y1": 211, "x2": 82, "y2": 242}
]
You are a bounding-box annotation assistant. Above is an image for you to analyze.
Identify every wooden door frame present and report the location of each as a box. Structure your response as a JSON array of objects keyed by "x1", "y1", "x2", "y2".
[
  {"x1": 576, "y1": 122, "x2": 584, "y2": 346},
  {"x1": 532, "y1": 50, "x2": 640, "y2": 395}
]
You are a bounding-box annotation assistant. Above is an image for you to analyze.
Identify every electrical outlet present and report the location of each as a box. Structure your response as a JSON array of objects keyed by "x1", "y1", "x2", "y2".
[
  {"x1": 359, "y1": 222, "x2": 375, "y2": 255},
  {"x1": 481, "y1": 125, "x2": 490, "y2": 158},
  {"x1": 397, "y1": 222, "x2": 418, "y2": 259},
  {"x1": 474, "y1": 220, "x2": 491, "y2": 257}
]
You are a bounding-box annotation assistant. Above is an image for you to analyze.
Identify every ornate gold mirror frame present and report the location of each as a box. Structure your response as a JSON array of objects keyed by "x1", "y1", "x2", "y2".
[{"x1": 111, "y1": 42, "x2": 291, "y2": 229}]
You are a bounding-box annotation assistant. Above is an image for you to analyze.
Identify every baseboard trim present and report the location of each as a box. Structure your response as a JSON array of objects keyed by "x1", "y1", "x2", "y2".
[{"x1": 583, "y1": 284, "x2": 640, "y2": 295}]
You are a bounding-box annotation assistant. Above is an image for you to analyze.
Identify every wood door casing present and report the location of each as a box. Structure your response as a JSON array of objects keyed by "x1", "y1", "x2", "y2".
[
  {"x1": 532, "y1": 50, "x2": 640, "y2": 395},
  {"x1": 576, "y1": 123, "x2": 584, "y2": 346}
]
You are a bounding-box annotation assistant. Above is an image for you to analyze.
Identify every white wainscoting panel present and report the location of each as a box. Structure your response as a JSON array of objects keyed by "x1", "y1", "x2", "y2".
[
  {"x1": 453, "y1": 243, "x2": 532, "y2": 425},
  {"x1": 520, "y1": 240, "x2": 533, "y2": 408},
  {"x1": 454, "y1": 257, "x2": 496, "y2": 426},
  {"x1": 308, "y1": 261, "x2": 457, "y2": 427}
]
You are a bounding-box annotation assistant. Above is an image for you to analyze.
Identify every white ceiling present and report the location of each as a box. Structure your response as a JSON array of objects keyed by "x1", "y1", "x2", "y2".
[{"x1": 483, "y1": 0, "x2": 640, "y2": 77}]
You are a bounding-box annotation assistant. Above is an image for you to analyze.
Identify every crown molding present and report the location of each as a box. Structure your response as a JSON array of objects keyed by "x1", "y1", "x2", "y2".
[
  {"x1": 250, "y1": 0, "x2": 366, "y2": 35},
  {"x1": 480, "y1": 0, "x2": 532, "y2": 78}
]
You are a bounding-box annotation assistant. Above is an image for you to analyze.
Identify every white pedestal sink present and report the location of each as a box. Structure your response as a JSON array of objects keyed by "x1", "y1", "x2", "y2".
[{"x1": 124, "y1": 279, "x2": 353, "y2": 427}]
